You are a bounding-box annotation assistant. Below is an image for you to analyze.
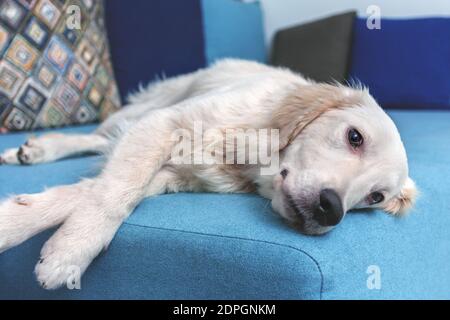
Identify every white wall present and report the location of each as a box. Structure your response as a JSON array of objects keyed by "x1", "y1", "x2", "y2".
[{"x1": 260, "y1": 0, "x2": 450, "y2": 46}]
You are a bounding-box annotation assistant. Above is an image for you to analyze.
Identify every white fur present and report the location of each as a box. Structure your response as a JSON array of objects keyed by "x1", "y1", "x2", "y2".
[{"x1": 0, "y1": 59, "x2": 415, "y2": 289}]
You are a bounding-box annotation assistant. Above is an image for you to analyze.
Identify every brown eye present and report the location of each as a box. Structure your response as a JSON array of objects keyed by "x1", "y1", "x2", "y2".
[
  {"x1": 348, "y1": 128, "x2": 363, "y2": 148},
  {"x1": 367, "y1": 192, "x2": 384, "y2": 205}
]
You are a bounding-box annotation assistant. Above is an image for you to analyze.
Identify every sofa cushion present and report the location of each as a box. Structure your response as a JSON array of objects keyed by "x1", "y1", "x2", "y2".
[
  {"x1": 270, "y1": 11, "x2": 356, "y2": 83},
  {"x1": 349, "y1": 17, "x2": 450, "y2": 110},
  {"x1": 0, "y1": 0, "x2": 121, "y2": 132},
  {"x1": 105, "y1": 0, "x2": 266, "y2": 103},
  {"x1": 1, "y1": 110, "x2": 450, "y2": 299},
  {"x1": 201, "y1": 0, "x2": 266, "y2": 64}
]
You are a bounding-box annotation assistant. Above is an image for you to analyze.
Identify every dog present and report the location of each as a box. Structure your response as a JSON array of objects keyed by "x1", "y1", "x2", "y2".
[{"x1": 0, "y1": 59, "x2": 417, "y2": 289}]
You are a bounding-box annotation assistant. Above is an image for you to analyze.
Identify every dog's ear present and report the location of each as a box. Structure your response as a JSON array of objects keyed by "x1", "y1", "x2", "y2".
[
  {"x1": 272, "y1": 84, "x2": 364, "y2": 149},
  {"x1": 383, "y1": 177, "x2": 418, "y2": 216}
]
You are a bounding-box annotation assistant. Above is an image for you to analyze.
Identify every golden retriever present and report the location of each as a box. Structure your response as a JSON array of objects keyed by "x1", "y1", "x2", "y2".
[{"x1": 0, "y1": 59, "x2": 417, "y2": 289}]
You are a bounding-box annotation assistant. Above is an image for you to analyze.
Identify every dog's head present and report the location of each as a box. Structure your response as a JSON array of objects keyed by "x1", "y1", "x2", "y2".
[{"x1": 271, "y1": 83, "x2": 417, "y2": 235}]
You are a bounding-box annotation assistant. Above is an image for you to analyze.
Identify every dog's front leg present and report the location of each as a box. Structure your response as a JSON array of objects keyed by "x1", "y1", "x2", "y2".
[
  {"x1": 0, "y1": 179, "x2": 116, "y2": 289},
  {"x1": 1, "y1": 110, "x2": 179, "y2": 289},
  {"x1": 34, "y1": 168, "x2": 181, "y2": 289},
  {"x1": 35, "y1": 110, "x2": 179, "y2": 289}
]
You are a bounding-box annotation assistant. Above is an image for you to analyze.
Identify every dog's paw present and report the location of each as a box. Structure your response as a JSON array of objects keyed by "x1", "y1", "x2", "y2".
[
  {"x1": 0, "y1": 138, "x2": 46, "y2": 165},
  {"x1": 34, "y1": 212, "x2": 113, "y2": 290},
  {"x1": 0, "y1": 138, "x2": 48, "y2": 165},
  {"x1": 0, "y1": 148, "x2": 20, "y2": 165},
  {"x1": 17, "y1": 139, "x2": 46, "y2": 165},
  {"x1": 35, "y1": 246, "x2": 88, "y2": 290}
]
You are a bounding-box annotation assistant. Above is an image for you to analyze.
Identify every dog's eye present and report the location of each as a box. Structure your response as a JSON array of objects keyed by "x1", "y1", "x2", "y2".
[
  {"x1": 280, "y1": 169, "x2": 288, "y2": 179},
  {"x1": 348, "y1": 128, "x2": 363, "y2": 148},
  {"x1": 367, "y1": 192, "x2": 384, "y2": 205}
]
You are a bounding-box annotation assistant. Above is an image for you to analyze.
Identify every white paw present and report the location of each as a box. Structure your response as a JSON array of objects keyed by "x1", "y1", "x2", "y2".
[
  {"x1": 17, "y1": 139, "x2": 45, "y2": 164},
  {"x1": 0, "y1": 137, "x2": 46, "y2": 165},
  {"x1": 34, "y1": 212, "x2": 115, "y2": 290},
  {"x1": 0, "y1": 148, "x2": 20, "y2": 165},
  {"x1": 35, "y1": 244, "x2": 90, "y2": 290}
]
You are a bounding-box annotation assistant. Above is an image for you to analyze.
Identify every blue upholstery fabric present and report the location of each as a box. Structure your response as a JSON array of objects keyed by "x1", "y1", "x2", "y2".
[
  {"x1": 201, "y1": 0, "x2": 266, "y2": 64},
  {"x1": 104, "y1": 0, "x2": 266, "y2": 102},
  {"x1": 1, "y1": 111, "x2": 449, "y2": 299},
  {"x1": 350, "y1": 18, "x2": 450, "y2": 110}
]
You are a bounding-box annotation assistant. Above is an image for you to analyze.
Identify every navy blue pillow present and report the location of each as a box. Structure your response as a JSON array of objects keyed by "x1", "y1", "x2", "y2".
[
  {"x1": 349, "y1": 17, "x2": 450, "y2": 110},
  {"x1": 104, "y1": 0, "x2": 205, "y2": 102},
  {"x1": 105, "y1": 0, "x2": 266, "y2": 102}
]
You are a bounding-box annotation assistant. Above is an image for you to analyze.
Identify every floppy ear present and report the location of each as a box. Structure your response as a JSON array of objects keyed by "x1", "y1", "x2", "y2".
[
  {"x1": 272, "y1": 83, "x2": 365, "y2": 149},
  {"x1": 383, "y1": 177, "x2": 418, "y2": 216}
]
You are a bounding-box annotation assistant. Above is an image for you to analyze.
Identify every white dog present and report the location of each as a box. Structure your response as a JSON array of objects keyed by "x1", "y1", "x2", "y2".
[{"x1": 0, "y1": 59, "x2": 416, "y2": 289}]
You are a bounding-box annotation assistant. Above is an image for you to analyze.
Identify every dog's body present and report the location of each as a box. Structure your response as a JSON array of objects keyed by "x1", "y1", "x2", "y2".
[{"x1": 0, "y1": 59, "x2": 416, "y2": 289}]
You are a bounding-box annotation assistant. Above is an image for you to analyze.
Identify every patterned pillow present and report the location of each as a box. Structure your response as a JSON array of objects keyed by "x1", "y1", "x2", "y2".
[{"x1": 0, "y1": 0, "x2": 121, "y2": 132}]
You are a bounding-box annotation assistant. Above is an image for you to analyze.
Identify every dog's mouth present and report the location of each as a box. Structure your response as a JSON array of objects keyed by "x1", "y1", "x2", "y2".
[
  {"x1": 283, "y1": 193, "x2": 307, "y2": 226},
  {"x1": 285, "y1": 193, "x2": 301, "y2": 215}
]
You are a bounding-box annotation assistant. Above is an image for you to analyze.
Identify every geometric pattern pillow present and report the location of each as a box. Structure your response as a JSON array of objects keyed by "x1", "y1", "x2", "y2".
[{"x1": 0, "y1": 0, "x2": 121, "y2": 132}]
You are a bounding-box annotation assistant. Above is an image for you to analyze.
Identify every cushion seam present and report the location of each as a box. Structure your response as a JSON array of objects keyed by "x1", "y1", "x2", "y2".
[{"x1": 123, "y1": 221, "x2": 324, "y2": 299}]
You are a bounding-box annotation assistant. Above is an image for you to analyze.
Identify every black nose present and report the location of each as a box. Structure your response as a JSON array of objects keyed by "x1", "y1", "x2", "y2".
[{"x1": 313, "y1": 189, "x2": 344, "y2": 227}]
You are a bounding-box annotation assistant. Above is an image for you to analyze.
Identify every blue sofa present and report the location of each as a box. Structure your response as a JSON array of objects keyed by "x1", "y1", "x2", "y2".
[
  {"x1": 1, "y1": 110, "x2": 450, "y2": 299},
  {"x1": 1, "y1": 1, "x2": 450, "y2": 300}
]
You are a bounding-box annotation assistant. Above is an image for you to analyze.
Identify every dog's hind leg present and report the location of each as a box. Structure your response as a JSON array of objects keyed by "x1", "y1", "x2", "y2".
[{"x1": 0, "y1": 133, "x2": 110, "y2": 165}]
